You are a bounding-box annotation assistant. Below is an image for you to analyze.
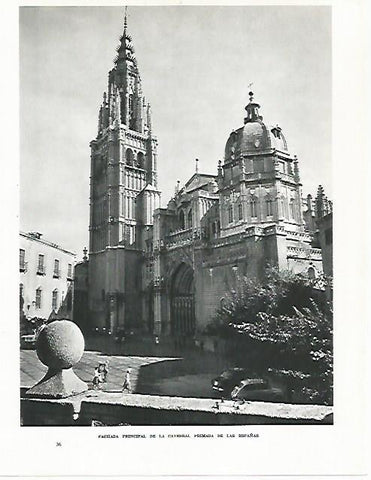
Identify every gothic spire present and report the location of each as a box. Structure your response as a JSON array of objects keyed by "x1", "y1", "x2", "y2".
[
  {"x1": 124, "y1": 6, "x2": 128, "y2": 35},
  {"x1": 115, "y1": 6, "x2": 136, "y2": 69}
]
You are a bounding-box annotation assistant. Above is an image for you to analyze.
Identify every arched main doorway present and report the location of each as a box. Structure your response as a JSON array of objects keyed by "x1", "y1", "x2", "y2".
[{"x1": 170, "y1": 263, "x2": 195, "y2": 337}]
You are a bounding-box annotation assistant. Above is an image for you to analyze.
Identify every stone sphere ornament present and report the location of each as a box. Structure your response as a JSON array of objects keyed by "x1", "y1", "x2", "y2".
[
  {"x1": 36, "y1": 319, "x2": 85, "y2": 369},
  {"x1": 26, "y1": 320, "x2": 88, "y2": 399}
]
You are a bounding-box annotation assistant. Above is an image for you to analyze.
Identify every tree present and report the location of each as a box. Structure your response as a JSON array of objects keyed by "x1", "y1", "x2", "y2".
[{"x1": 210, "y1": 267, "x2": 333, "y2": 405}]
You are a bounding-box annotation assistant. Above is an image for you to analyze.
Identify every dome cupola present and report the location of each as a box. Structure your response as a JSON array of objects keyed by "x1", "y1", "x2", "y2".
[{"x1": 224, "y1": 92, "x2": 288, "y2": 163}]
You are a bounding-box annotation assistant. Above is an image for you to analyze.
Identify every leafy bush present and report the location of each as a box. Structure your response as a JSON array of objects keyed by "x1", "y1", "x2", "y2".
[{"x1": 211, "y1": 267, "x2": 333, "y2": 405}]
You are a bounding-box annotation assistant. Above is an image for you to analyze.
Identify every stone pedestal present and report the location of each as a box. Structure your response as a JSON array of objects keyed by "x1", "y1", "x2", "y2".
[
  {"x1": 26, "y1": 368, "x2": 88, "y2": 399},
  {"x1": 26, "y1": 319, "x2": 88, "y2": 399}
]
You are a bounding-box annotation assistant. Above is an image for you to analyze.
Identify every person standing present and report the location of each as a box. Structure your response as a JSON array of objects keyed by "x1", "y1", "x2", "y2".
[
  {"x1": 122, "y1": 368, "x2": 132, "y2": 393},
  {"x1": 98, "y1": 361, "x2": 109, "y2": 383},
  {"x1": 92, "y1": 366, "x2": 102, "y2": 390}
]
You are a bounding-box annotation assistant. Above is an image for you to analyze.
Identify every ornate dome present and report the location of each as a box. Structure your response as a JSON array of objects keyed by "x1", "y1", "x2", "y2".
[{"x1": 224, "y1": 93, "x2": 288, "y2": 163}]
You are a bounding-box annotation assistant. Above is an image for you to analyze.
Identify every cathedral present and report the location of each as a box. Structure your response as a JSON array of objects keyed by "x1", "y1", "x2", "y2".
[{"x1": 87, "y1": 14, "x2": 328, "y2": 341}]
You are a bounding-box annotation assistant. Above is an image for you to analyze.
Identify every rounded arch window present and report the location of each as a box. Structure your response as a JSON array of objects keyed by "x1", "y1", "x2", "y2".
[
  {"x1": 289, "y1": 198, "x2": 295, "y2": 219},
  {"x1": 137, "y1": 152, "x2": 145, "y2": 168},
  {"x1": 126, "y1": 149, "x2": 134, "y2": 166},
  {"x1": 187, "y1": 209, "x2": 193, "y2": 228},
  {"x1": 250, "y1": 196, "x2": 258, "y2": 218},
  {"x1": 266, "y1": 195, "x2": 273, "y2": 217},
  {"x1": 179, "y1": 210, "x2": 185, "y2": 230}
]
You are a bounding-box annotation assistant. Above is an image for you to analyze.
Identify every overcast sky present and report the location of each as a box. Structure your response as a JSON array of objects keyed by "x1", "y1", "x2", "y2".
[{"x1": 20, "y1": 6, "x2": 331, "y2": 257}]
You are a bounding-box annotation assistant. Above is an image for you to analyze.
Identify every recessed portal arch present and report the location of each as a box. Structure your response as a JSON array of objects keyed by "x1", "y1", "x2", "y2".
[{"x1": 170, "y1": 262, "x2": 195, "y2": 337}]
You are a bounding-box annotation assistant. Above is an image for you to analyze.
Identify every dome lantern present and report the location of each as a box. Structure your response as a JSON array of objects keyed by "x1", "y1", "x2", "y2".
[{"x1": 244, "y1": 91, "x2": 263, "y2": 124}]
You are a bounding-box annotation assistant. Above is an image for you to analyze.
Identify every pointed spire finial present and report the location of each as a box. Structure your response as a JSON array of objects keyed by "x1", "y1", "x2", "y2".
[
  {"x1": 124, "y1": 6, "x2": 128, "y2": 33},
  {"x1": 175, "y1": 180, "x2": 180, "y2": 195},
  {"x1": 195, "y1": 158, "x2": 199, "y2": 173}
]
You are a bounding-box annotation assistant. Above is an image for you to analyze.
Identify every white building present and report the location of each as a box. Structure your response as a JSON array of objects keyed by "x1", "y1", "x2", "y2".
[{"x1": 19, "y1": 232, "x2": 76, "y2": 321}]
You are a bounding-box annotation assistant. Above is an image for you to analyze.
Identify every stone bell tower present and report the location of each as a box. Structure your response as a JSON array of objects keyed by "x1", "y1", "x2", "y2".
[{"x1": 88, "y1": 10, "x2": 161, "y2": 333}]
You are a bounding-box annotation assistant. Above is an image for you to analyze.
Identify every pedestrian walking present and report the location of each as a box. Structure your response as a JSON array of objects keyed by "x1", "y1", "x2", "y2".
[
  {"x1": 122, "y1": 368, "x2": 132, "y2": 393},
  {"x1": 92, "y1": 367, "x2": 103, "y2": 390},
  {"x1": 98, "y1": 361, "x2": 109, "y2": 383}
]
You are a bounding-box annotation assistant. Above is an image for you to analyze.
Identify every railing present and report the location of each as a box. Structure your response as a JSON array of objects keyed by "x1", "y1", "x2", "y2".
[
  {"x1": 287, "y1": 246, "x2": 322, "y2": 259},
  {"x1": 165, "y1": 228, "x2": 193, "y2": 248}
]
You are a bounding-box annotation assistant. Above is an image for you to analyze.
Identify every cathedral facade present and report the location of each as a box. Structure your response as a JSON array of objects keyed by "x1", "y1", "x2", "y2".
[{"x1": 87, "y1": 15, "x2": 324, "y2": 339}]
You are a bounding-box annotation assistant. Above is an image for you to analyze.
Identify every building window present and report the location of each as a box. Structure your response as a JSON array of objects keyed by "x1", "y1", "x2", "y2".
[
  {"x1": 228, "y1": 204, "x2": 233, "y2": 223},
  {"x1": 126, "y1": 148, "x2": 134, "y2": 166},
  {"x1": 253, "y1": 158, "x2": 264, "y2": 173},
  {"x1": 137, "y1": 152, "x2": 145, "y2": 168},
  {"x1": 20, "y1": 283, "x2": 24, "y2": 298},
  {"x1": 289, "y1": 198, "x2": 295, "y2": 219},
  {"x1": 37, "y1": 254, "x2": 45, "y2": 275},
  {"x1": 179, "y1": 210, "x2": 185, "y2": 230},
  {"x1": 187, "y1": 209, "x2": 193, "y2": 229},
  {"x1": 266, "y1": 197, "x2": 273, "y2": 217},
  {"x1": 129, "y1": 225, "x2": 136, "y2": 245},
  {"x1": 35, "y1": 288, "x2": 42, "y2": 309},
  {"x1": 67, "y1": 263, "x2": 73, "y2": 280},
  {"x1": 238, "y1": 203, "x2": 243, "y2": 221},
  {"x1": 53, "y1": 259, "x2": 60, "y2": 278},
  {"x1": 250, "y1": 197, "x2": 257, "y2": 218},
  {"x1": 20, "y1": 249, "x2": 26, "y2": 272},
  {"x1": 52, "y1": 289, "x2": 58, "y2": 311}
]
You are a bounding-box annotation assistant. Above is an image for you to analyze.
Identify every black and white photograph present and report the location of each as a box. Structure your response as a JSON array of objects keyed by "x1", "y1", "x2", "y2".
[
  {"x1": 0, "y1": 0, "x2": 368, "y2": 477},
  {"x1": 19, "y1": 4, "x2": 334, "y2": 427}
]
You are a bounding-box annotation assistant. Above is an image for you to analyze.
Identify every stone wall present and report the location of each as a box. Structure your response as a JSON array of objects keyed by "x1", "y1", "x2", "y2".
[{"x1": 21, "y1": 392, "x2": 333, "y2": 426}]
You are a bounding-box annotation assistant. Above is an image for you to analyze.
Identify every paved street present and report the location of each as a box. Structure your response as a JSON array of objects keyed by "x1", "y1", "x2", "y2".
[
  {"x1": 20, "y1": 349, "x2": 179, "y2": 392},
  {"x1": 20, "y1": 337, "x2": 226, "y2": 399},
  {"x1": 147, "y1": 373, "x2": 218, "y2": 398}
]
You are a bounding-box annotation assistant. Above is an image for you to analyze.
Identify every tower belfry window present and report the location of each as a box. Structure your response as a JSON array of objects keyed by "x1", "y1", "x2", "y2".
[
  {"x1": 126, "y1": 149, "x2": 134, "y2": 166},
  {"x1": 266, "y1": 196, "x2": 273, "y2": 217}
]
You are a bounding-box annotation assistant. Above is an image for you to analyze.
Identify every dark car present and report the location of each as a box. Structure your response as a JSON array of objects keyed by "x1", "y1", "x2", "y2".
[
  {"x1": 211, "y1": 367, "x2": 248, "y2": 396},
  {"x1": 231, "y1": 378, "x2": 285, "y2": 403},
  {"x1": 20, "y1": 333, "x2": 37, "y2": 349}
]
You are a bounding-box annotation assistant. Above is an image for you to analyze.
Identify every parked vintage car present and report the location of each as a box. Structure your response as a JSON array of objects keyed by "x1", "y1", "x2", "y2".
[
  {"x1": 20, "y1": 333, "x2": 37, "y2": 349},
  {"x1": 231, "y1": 378, "x2": 285, "y2": 403},
  {"x1": 211, "y1": 367, "x2": 248, "y2": 396}
]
